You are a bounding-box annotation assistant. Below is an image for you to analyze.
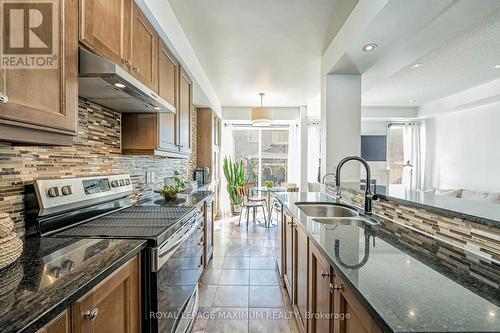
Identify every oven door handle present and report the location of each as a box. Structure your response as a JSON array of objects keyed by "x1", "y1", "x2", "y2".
[{"x1": 153, "y1": 218, "x2": 198, "y2": 271}]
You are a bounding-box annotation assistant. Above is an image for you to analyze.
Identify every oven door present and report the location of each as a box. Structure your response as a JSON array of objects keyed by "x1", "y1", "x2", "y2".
[{"x1": 150, "y1": 215, "x2": 204, "y2": 333}]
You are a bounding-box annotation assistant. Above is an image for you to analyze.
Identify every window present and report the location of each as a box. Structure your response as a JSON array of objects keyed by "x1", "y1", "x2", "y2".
[
  {"x1": 232, "y1": 127, "x2": 289, "y2": 187},
  {"x1": 387, "y1": 124, "x2": 404, "y2": 184}
]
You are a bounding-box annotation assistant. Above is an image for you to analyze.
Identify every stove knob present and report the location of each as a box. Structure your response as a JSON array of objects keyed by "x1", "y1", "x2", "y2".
[
  {"x1": 125, "y1": 179, "x2": 131, "y2": 185},
  {"x1": 62, "y1": 259, "x2": 75, "y2": 271},
  {"x1": 47, "y1": 187, "x2": 60, "y2": 197},
  {"x1": 50, "y1": 266, "x2": 62, "y2": 278},
  {"x1": 119, "y1": 179, "x2": 125, "y2": 186},
  {"x1": 111, "y1": 180, "x2": 119, "y2": 187},
  {"x1": 61, "y1": 185, "x2": 72, "y2": 196}
]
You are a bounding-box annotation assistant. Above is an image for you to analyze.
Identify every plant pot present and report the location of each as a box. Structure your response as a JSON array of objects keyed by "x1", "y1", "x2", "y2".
[
  {"x1": 162, "y1": 193, "x2": 178, "y2": 201},
  {"x1": 230, "y1": 203, "x2": 241, "y2": 215}
]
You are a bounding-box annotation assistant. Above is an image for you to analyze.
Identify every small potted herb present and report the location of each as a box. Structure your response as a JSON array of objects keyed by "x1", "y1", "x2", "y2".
[{"x1": 160, "y1": 171, "x2": 185, "y2": 200}]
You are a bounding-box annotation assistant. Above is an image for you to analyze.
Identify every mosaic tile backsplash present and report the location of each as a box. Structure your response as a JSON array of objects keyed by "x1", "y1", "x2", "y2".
[
  {"x1": 327, "y1": 186, "x2": 500, "y2": 290},
  {"x1": 0, "y1": 99, "x2": 197, "y2": 236}
]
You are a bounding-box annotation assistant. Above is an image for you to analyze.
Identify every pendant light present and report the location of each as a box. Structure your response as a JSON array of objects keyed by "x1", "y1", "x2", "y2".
[{"x1": 251, "y1": 92, "x2": 272, "y2": 126}]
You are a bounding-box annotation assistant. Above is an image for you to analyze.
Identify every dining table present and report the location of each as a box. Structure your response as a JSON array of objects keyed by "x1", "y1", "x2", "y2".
[{"x1": 249, "y1": 186, "x2": 287, "y2": 227}]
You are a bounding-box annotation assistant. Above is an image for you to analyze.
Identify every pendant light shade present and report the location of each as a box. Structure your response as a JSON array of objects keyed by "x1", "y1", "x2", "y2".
[{"x1": 251, "y1": 93, "x2": 272, "y2": 126}]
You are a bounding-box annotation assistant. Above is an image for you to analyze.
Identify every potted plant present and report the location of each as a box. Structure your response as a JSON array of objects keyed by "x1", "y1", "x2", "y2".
[
  {"x1": 223, "y1": 156, "x2": 245, "y2": 214},
  {"x1": 160, "y1": 171, "x2": 185, "y2": 201}
]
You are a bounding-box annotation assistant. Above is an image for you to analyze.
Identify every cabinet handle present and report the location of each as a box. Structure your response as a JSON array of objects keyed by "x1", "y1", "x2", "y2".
[
  {"x1": 84, "y1": 307, "x2": 99, "y2": 321},
  {"x1": 133, "y1": 66, "x2": 140, "y2": 73},
  {"x1": 123, "y1": 59, "x2": 131, "y2": 66},
  {"x1": 0, "y1": 94, "x2": 8, "y2": 104},
  {"x1": 321, "y1": 271, "x2": 330, "y2": 278}
]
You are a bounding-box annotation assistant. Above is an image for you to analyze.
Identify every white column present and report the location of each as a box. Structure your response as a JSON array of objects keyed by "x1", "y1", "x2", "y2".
[
  {"x1": 321, "y1": 74, "x2": 361, "y2": 182},
  {"x1": 299, "y1": 106, "x2": 308, "y2": 191}
]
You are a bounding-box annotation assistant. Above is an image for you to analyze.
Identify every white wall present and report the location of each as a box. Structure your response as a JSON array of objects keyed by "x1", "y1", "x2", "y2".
[{"x1": 423, "y1": 102, "x2": 500, "y2": 193}]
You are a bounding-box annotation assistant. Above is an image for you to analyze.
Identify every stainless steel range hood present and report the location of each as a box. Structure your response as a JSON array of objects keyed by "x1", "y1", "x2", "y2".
[{"x1": 78, "y1": 47, "x2": 175, "y2": 113}]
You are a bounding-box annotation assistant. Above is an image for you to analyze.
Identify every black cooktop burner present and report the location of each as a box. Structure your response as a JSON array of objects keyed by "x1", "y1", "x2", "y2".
[{"x1": 54, "y1": 204, "x2": 194, "y2": 246}]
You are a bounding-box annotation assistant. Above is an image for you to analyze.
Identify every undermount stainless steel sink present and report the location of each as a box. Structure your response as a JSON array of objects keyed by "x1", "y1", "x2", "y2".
[
  {"x1": 312, "y1": 217, "x2": 379, "y2": 227},
  {"x1": 295, "y1": 202, "x2": 358, "y2": 218},
  {"x1": 295, "y1": 202, "x2": 380, "y2": 226}
]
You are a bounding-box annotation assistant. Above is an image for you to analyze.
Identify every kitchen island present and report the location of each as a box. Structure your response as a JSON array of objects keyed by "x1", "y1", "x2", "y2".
[{"x1": 276, "y1": 191, "x2": 499, "y2": 333}]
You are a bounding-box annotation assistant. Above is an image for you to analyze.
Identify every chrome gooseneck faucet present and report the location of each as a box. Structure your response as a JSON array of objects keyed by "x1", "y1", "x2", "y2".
[{"x1": 335, "y1": 156, "x2": 378, "y2": 215}]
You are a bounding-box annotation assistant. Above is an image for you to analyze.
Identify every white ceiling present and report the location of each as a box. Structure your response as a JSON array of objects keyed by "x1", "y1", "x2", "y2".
[
  {"x1": 168, "y1": 0, "x2": 358, "y2": 108},
  {"x1": 356, "y1": 0, "x2": 500, "y2": 107}
]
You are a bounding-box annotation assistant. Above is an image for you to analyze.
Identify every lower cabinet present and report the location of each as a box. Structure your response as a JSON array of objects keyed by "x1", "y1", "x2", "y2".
[
  {"x1": 37, "y1": 255, "x2": 141, "y2": 333},
  {"x1": 37, "y1": 310, "x2": 70, "y2": 333},
  {"x1": 283, "y1": 212, "x2": 294, "y2": 299},
  {"x1": 281, "y1": 213, "x2": 382, "y2": 333},
  {"x1": 308, "y1": 242, "x2": 333, "y2": 333}
]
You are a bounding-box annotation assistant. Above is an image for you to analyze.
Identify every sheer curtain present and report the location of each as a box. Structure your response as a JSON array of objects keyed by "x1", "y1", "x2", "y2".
[
  {"x1": 307, "y1": 121, "x2": 320, "y2": 182},
  {"x1": 219, "y1": 123, "x2": 234, "y2": 215},
  {"x1": 402, "y1": 122, "x2": 423, "y2": 190},
  {"x1": 287, "y1": 123, "x2": 300, "y2": 185}
]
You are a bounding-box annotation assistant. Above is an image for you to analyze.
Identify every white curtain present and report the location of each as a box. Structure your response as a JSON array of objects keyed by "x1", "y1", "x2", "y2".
[
  {"x1": 402, "y1": 122, "x2": 423, "y2": 190},
  {"x1": 287, "y1": 123, "x2": 300, "y2": 185},
  {"x1": 219, "y1": 123, "x2": 234, "y2": 215},
  {"x1": 307, "y1": 121, "x2": 320, "y2": 182}
]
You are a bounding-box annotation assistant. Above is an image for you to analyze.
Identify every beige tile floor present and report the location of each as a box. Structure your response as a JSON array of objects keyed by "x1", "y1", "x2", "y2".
[{"x1": 191, "y1": 214, "x2": 299, "y2": 333}]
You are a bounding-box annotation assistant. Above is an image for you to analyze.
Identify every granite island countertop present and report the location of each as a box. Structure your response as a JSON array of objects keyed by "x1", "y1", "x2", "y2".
[
  {"x1": 0, "y1": 237, "x2": 146, "y2": 333},
  {"x1": 276, "y1": 192, "x2": 500, "y2": 333}
]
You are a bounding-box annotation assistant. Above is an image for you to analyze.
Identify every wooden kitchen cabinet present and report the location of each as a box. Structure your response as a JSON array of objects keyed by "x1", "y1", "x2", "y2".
[
  {"x1": 71, "y1": 255, "x2": 141, "y2": 333},
  {"x1": 334, "y1": 275, "x2": 382, "y2": 333},
  {"x1": 294, "y1": 224, "x2": 309, "y2": 333},
  {"x1": 130, "y1": 3, "x2": 158, "y2": 92},
  {"x1": 283, "y1": 212, "x2": 294, "y2": 299},
  {"x1": 37, "y1": 310, "x2": 70, "y2": 333},
  {"x1": 197, "y1": 107, "x2": 222, "y2": 187},
  {"x1": 0, "y1": 0, "x2": 78, "y2": 145},
  {"x1": 157, "y1": 40, "x2": 179, "y2": 152},
  {"x1": 79, "y1": 0, "x2": 131, "y2": 69},
  {"x1": 308, "y1": 242, "x2": 334, "y2": 333},
  {"x1": 177, "y1": 68, "x2": 192, "y2": 155}
]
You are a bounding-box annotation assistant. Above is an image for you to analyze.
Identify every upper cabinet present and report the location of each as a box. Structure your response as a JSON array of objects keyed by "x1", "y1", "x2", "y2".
[
  {"x1": 0, "y1": 0, "x2": 78, "y2": 145},
  {"x1": 79, "y1": 0, "x2": 131, "y2": 69},
  {"x1": 157, "y1": 41, "x2": 179, "y2": 152},
  {"x1": 178, "y1": 68, "x2": 192, "y2": 155},
  {"x1": 130, "y1": 3, "x2": 158, "y2": 92}
]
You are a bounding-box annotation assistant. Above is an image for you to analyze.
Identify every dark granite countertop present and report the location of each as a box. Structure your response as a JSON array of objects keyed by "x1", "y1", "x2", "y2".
[
  {"x1": 138, "y1": 190, "x2": 214, "y2": 209},
  {"x1": 0, "y1": 237, "x2": 146, "y2": 333},
  {"x1": 328, "y1": 182, "x2": 500, "y2": 228},
  {"x1": 276, "y1": 192, "x2": 500, "y2": 333}
]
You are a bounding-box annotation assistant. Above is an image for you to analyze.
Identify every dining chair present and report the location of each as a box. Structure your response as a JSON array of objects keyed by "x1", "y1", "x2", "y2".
[
  {"x1": 237, "y1": 186, "x2": 268, "y2": 230},
  {"x1": 244, "y1": 182, "x2": 267, "y2": 206}
]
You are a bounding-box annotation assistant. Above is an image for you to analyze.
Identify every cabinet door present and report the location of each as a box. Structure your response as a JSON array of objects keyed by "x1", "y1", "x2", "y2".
[
  {"x1": 71, "y1": 255, "x2": 141, "y2": 333},
  {"x1": 295, "y1": 224, "x2": 309, "y2": 332},
  {"x1": 130, "y1": 3, "x2": 158, "y2": 92},
  {"x1": 309, "y1": 243, "x2": 333, "y2": 333},
  {"x1": 157, "y1": 40, "x2": 178, "y2": 152},
  {"x1": 204, "y1": 199, "x2": 214, "y2": 265},
  {"x1": 283, "y1": 212, "x2": 294, "y2": 299},
  {"x1": 79, "y1": 0, "x2": 131, "y2": 69},
  {"x1": 37, "y1": 310, "x2": 70, "y2": 333},
  {"x1": 177, "y1": 68, "x2": 192, "y2": 154},
  {"x1": 0, "y1": 0, "x2": 78, "y2": 145},
  {"x1": 334, "y1": 276, "x2": 381, "y2": 333}
]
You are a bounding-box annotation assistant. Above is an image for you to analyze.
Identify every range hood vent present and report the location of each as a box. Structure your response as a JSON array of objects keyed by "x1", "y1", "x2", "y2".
[{"x1": 78, "y1": 47, "x2": 175, "y2": 113}]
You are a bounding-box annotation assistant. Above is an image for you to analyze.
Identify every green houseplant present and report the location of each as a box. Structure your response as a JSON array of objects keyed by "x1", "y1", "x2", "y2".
[
  {"x1": 223, "y1": 156, "x2": 245, "y2": 214},
  {"x1": 160, "y1": 171, "x2": 185, "y2": 200}
]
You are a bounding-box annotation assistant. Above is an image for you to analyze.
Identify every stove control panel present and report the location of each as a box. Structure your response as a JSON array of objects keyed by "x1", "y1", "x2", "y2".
[{"x1": 34, "y1": 174, "x2": 133, "y2": 212}]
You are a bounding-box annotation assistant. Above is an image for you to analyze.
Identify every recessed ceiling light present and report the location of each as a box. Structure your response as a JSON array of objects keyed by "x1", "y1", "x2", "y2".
[
  {"x1": 410, "y1": 63, "x2": 423, "y2": 69},
  {"x1": 409, "y1": 99, "x2": 416, "y2": 103},
  {"x1": 362, "y1": 43, "x2": 378, "y2": 52},
  {"x1": 114, "y1": 83, "x2": 126, "y2": 88},
  {"x1": 493, "y1": 64, "x2": 500, "y2": 69}
]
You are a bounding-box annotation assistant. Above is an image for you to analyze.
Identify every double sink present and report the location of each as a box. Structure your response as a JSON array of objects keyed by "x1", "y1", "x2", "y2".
[{"x1": 295, "y1": 202, "x2": 379, "y2": 227}]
